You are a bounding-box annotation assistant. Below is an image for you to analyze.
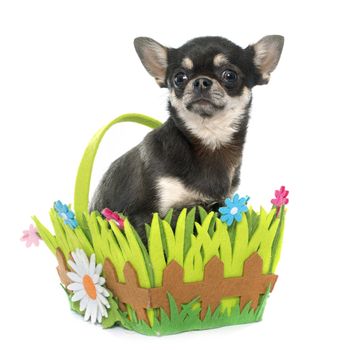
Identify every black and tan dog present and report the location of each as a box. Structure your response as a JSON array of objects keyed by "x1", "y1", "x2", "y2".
[{"x1": 90, "y1": 35, "x2": 284, "y2": 241}]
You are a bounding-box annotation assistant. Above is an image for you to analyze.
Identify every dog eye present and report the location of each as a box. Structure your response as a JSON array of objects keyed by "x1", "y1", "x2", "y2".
[
  {"x1": 222, "y1": 70, "x2": 237, "y2": 83},
  {"x1": 174, "y1": 72, "x2": 188, "y2": 87}
]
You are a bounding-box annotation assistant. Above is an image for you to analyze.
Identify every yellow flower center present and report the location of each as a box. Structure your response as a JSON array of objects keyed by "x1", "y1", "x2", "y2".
[{"x1": 83, "y1": 275, "x2": 97, "y2": 300}]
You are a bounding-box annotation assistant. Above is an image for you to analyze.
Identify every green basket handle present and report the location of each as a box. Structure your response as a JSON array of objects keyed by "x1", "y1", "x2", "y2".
[{"x1": 74, "y1": 113, "x2": 163, "y2": 226}]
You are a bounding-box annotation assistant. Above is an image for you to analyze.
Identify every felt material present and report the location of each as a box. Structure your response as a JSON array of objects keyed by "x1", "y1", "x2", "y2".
[
  {"x1": 73, "y1": 113, "x2": 162, "y2": 227},
  {"x1": 103, "y1": 252, "x2": 277, "y2": 324},
  {"x1": 173, "y1": 208, "x2": 187, "y2": 266},
  {"x1": 123, "y1": 219, "x2": 152, "y2": 288},
  {"x1": 112, "y1": 291, "x2": 270, "y2": 336},
  {"x1": 148, "y1": 214, "x2": 166, "y2": 286},
  {"x1": 104, "y1": 258, "x2": 150, "y2": 323},
  {"x1": 62, "y1": 285, "x2": 85, "y2": 316},
  {"x1": 32, "y1": 215, "x2": 57, "y2": 254},
  {"x1": 216, "y1": 219, "x2": 232, "y2": 276},
  {"x1": 258, "y1": 215, "x2": 281, "y2": 273},
  {"x1": 184, "y1": 236, "x2": 204, "y2": 282},
  {"x1": 219, "y1": 194, "x2": 249, "y2": 226},
  {"x1": 35, "y1": 203, "x2": 285, "y2": 316},
  {"x1": 21, "y1": 224, "x2": 40, "y2": 247},
  {"x1": 184, "y1": 207, "x2": 196, "y2": 258},
  {"x1": 101, "y1": 208, "x2": 124, "y2": 229},
  {"x1": 54, "y1": 200, "x2": 78, "y2": 229},
  {"x1": 271, "y1": 186, "x2": 289, "y2": 216},
  {"x1": 50, "y1": 209, "x2": 71, "y2": 259},
  {"x1": 56, "y1": 248, "x2": 71, "y2": 286},
  {"x1": 151, "y1": 253, "x2": 277, "y2": 318},
  {"x1": 162, "y1": 220, "x2": 176, "y2": 262},
  {"x1": 270, "y1": 206, "x2": 286, "y2": 273},
  {"x1": 66, "y1": 249, "x2": 110, "y2": 324},
  {"x1": 101, "y1": 296, "x2": 123, "y2": 329}
]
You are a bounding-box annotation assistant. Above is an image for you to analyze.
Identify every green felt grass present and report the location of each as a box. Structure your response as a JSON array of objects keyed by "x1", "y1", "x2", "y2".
[
  {"x1": 66, "y1": 289, "x2": 271, "y2": 336},
  {"x1": 33, "y1": 204, "x2": 285, "y2": 334}
]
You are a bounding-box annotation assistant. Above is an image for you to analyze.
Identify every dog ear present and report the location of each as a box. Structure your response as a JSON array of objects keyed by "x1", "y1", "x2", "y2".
[
  {"x1": 250, "y1": 35, "x2": 284, "y2": 85},
  {"x1": 134, "y1": 37, "x2": 168, "y2": 87}
]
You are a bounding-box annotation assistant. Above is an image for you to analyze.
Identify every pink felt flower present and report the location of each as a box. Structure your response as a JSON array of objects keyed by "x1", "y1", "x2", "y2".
[
  {"x1": 21, "y1": 224, "x2": 41, "y2": 247},
  {"x1": 101, "y1": 208, "x2": 125, "y2": 230},
  {"x1": 271, "y1": 186, "x2": 289, "y2": 216}
]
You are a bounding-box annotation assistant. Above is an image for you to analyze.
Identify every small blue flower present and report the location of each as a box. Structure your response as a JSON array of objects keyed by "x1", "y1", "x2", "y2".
[
  {"x1": 219, "y1": 194, "x2": 249, "y2": 226},
  {"x1": 54, "y1": 200, "x2": 78, "y2": 229}
]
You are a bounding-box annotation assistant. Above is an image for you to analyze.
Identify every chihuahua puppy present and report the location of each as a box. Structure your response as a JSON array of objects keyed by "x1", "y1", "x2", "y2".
[{"x1": 90, "y1": 35, "x2": 284, "y2": 241}]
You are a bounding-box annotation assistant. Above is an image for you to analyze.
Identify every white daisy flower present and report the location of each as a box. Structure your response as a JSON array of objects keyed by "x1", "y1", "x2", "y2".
[{"x1": 67, "y1": 249, "x2": 110, "y2": 324}]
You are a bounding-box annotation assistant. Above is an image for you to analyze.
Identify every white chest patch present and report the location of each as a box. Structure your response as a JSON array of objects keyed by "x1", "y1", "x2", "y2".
[{"x1": 156, "y1": 176, "x2": 209, "y2": 216}]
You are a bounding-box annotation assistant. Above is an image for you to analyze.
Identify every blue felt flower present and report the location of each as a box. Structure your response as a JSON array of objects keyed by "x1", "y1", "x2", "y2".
[
  {"x1": 54, "y1": 200, "x2": 78, "y2": 229},
  {"x1": 219, "y1": 194, "x2": 249, "y2": 226}
]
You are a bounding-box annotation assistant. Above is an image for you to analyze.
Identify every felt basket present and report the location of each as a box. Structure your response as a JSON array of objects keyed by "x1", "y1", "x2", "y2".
[{"x1": 32, "y1": 113, "x2": 286, "y2": 336}]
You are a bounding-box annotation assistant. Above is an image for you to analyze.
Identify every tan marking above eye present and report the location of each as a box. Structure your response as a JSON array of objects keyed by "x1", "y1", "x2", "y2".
[
  {"x1": 213, "y1": 53, "x2": 229, "y2": 67},
  {"x1": 182, "y1": 57, "x2": 193, "y2": 70}
]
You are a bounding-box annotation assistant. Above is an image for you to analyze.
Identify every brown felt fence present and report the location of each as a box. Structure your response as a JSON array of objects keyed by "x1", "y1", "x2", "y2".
[{"x1": 102, "y1": 253, "x2": 278, "y2": 324}]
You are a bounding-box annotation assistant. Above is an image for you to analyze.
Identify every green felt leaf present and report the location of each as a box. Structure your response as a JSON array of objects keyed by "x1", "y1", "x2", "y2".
[
  {"x1": 164, "y1": 208, "x2": 174, "y2": 226},
  {"x1": 200, "y1": 211, "x2": 214, "y2": 235},
  {"x1": 228, "y1": 220, "x2": 236, "y2": 247},
  {"x1": 184, "y1": 207, "x2": 196, "y2": 259},
  {"x1": 61, "y1": 224, "x2": 82, "y2": 252},
  {"x1": 58, "y1": 218, "x2": 77, "y2": 253},
  {"x1": 102, "y1": 297, "x2": 123, "y2": 329},
  {"x1": 32, "y1": 216, "x2": 57, "y2": 254},
  {"x1": 247, "y1": 208, "x2": 260, "y2": 241},
  {"x1": 231, "y1": 213, "x2": 249, "y2": 275},
  {"x1": 255, "y1": 287, "x2": 270, "y2": 321},
  {"x1": 74, "y1": 114, "x2": 162, "y2": 227},
  {"x1": 81, "y1": 212, "x2": 93, "y2": 244},
  {"x1": 84, "y1": 211, "x2": 103, "y2": 263},
  {"x1": 96, "y1": 216, "x2": 113, "y2": 261},
  {"x1": 208, "y1": 212, "x2": 218, "y2": 237},
  {"x1": 123, "y1": 219, "x2": 151, "y2": 288},
  {"x1": 247, "y1": 208, "x2": 267, "y2": 254},
  {"x1": 105, "y1": 229, "x2": 126, "y2": 282},
  {"x1": 162, "y1": 220, "x2": 176, "y2": 263},
  {"x1": 49, "y1": 209, "x2": 70, "y2": 259},
  {"x1": 145, "y1": 223, "x2": 151, "y2": 241},
  {"x1": 196, "y1": 219, "x2": 219, "y2": 264},
  {"x1": 258, "y1": 215, "x2": 280, "y2": 273},
  {"x1": 174, "y1": 208, "x2": 187, "y2": 266},
  {"x1": 184, "y1": 234, "x2": 204, "y2": 282},
  {"x1": 149, "y1": 213, "x2": 166, "y2": 286},
  {"x1": 158, "y1": 218, "x2": 168, "y2": 260},
  {"x1": 110, "y1": 220, "x2": 132, "y2": 261},
  {"x1": 217, "y1": 219, "x2": 232, "y2": 276},
  {"x1": 198, "y1": 206, "x2": 208, "y2": 224},
  {"x1": 73, "y1": 226, "x2": 94, "y2": 255},
  {"x1": 269, "y1": 206, "x2": 286, "y2": 273},
  {"x1": 266, "y1": 207, "x2": 277, "y2": 228},
  {"x1": 58, "y1": 215, "x2": 94, "y2": 257},
  {"x1": 130, "y1": 224, "x2": 155, "y2": 287}
]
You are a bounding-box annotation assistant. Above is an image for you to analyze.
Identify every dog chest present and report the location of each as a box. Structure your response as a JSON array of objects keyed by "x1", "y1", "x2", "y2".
[
  {"x1": 156, "y1": 168, "x2": 236, "y2": 216},
  {"x1": 156, "y1": 176, "x2": 209, "y2": 216}
]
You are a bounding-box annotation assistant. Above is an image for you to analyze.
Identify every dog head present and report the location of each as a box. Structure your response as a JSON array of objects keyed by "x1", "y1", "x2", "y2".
[{"x1": 134, "y1": 35, "x2": 284, "y2": 148}]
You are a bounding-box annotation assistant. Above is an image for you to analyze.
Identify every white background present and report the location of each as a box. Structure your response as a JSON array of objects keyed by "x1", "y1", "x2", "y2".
[{"x1": 1, "y1": 0, "x2": 349, "y2": 348}]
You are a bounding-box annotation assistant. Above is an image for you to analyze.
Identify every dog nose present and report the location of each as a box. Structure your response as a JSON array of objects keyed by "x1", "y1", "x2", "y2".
[{"x1": 193, "y1": 77, "x2": 213, "y2": 93}]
